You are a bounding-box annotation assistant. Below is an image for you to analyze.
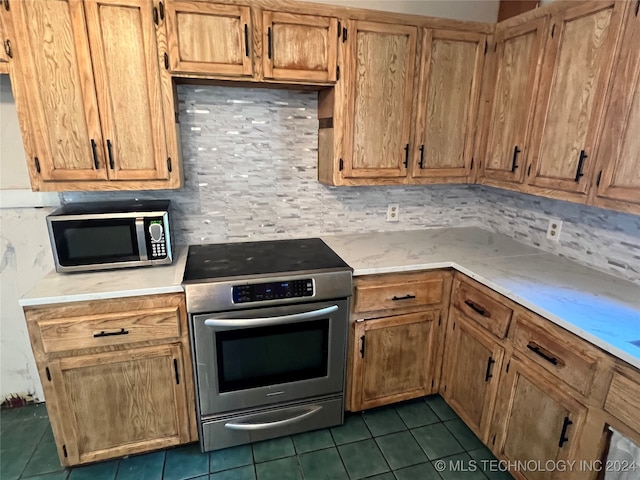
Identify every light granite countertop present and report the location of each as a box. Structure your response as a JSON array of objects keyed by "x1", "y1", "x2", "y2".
[
  {"x1": 19, "y1": 246, "x2": 189, "y2": 307},
  {"x1": 20, "y1": 227, "x2": 640, "y2": 369},
  {"x1": 321, "y1": 227, "x2": 640, "y2": 369}
]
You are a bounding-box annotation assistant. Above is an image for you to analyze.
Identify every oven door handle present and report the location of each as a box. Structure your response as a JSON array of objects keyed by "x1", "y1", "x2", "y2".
[
  {"x1": 224, "y1": 405, "x2": 323, "y2": 431},
  {"x1": 203, "y1": 305, "x2": 339, "y2": 329}
]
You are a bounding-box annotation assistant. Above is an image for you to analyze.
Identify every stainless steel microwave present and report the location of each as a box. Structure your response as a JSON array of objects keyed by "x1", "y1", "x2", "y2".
[{"x1": 46, "y1": 200, "x2": 172, "y2": 273}]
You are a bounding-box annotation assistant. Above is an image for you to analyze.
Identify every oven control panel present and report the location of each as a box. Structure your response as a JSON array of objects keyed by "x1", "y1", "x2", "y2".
[{"x1": 233, "y1": 279, "x2": 314, "y2": 303}]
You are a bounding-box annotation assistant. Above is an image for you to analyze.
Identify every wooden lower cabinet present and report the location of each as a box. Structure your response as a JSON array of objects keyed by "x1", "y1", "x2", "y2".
[
  {"x1": 441, "y1": 311, "x2": 504, "y2": 442},
  {"x1": 349, "y1": 310, "x2": 440, "y2": 411},
  {"x1": 24, "y1": 293, "x2": 197, "y2": 466},
  {"x1": 491, "y1": 355, "x2": 589, "y2": 480},
  {"x1": 46, "y1": 344, "x2": 191, "y2": 465}
]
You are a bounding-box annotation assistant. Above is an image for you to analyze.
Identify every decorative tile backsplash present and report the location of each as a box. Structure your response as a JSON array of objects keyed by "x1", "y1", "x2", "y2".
[{"x1": 62, "y1": 85, "x2": 640, "y2": 285}]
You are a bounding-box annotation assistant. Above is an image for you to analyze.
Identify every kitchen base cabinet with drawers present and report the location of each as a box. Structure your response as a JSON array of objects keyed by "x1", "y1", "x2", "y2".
[
  {"x1": 346, "y1": 270, "x2": 452, "y2": 411},
  {"x1": 23, "y1": 293, "x2": 197, "y2": 466}
]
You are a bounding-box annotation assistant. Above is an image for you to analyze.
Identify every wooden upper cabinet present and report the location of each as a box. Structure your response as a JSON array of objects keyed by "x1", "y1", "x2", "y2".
[
  {"x1": 482, "y1": 17, "x2": 547, "y2": 185},
  {"x1": 342, "y1": 21, "x2": 417, "y2": 179},
  {"x1": 528, "y1": 1, "x2": 625, "y2": 198},
  {"x1": 84, "y1": 0, "x2": 169, "y2": 181},
  {"x1": 262, "y1": 11, "x2": 337, "y2": 83},
  {"x1": 412, "y1": 29, "x2": 485, "y2": 180},
  {"x1": 10, "y1": 0, "x2": 108, "y2": 182},
  {"x1": 166, "y1": 2, "x2": 252, "y2": 77},
  {"x1": 0, "y1": 5, "x2": 10, "y2": 72},
  {"x1": 591, "y1": 8, "x2": 640, "y2": 214},
  {"x1": 9, "y1": 0, "x2": 179, "y2": 190}
]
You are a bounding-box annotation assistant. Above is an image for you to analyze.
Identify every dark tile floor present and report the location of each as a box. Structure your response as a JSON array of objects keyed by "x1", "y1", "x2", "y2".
[{"x1": 0, "y1": 396, "x2": 514, "y2": 480}]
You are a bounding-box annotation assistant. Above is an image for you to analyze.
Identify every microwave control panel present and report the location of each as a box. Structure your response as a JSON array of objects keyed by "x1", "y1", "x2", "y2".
[
  {"x1": 233, "y1": 279, "x2": 314, "y2": 303},
  {"x1": 145, "y1": 217, "x2": 168, "y2": 259}
]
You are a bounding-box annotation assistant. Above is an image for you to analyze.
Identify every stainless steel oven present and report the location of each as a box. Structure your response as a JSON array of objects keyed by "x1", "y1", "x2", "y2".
[{"x1": 182, "y1": 239, "x2": 352, "y2": 451}]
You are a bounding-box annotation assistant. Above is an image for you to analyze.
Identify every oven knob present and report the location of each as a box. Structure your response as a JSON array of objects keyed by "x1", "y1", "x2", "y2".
[{"x1": 149, "y1": 223, "x2": 163, "y2": 242}]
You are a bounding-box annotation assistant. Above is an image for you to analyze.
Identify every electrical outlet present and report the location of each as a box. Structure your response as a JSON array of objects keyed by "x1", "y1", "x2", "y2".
[
  {"x1": 386, "y1": 204, "x2": 399, "y2": 222},
  {"x1": 546, "y1": 219, "x2": 563, "y2": 242}
]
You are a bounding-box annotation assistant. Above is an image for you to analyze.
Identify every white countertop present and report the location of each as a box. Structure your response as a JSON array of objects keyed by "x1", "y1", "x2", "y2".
[
  {"x1": 321, "y1": 228, "x2": 640, "y2": 369},
  {"x1": 19, "y1": 246, "x2": 188, "y2": 307},
  {"x1": 20, "y1": 228, "x2": 640, "y2": 369}
]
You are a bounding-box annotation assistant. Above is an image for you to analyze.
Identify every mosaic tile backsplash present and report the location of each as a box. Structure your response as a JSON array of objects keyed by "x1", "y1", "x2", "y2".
[{"x1": 61, "y1": 85, "x2": 640, "y2": 285}]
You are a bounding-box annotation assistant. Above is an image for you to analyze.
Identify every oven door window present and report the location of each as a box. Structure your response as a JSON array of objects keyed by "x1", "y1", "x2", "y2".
[
  {"x1": 215, "y1": 319, "x2": 329, "y2": 393},
  {"x1": 52, "y1": 219, "x2": 139, "y2": 266}
]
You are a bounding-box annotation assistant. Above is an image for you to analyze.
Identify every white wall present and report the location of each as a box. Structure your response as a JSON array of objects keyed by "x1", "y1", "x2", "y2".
[
  {"x1": 299, "y1": 0, "x2": 500, "y2": 22},
  {"x1": 0, "y1": 76, "x2": 55, "y2": 402}
]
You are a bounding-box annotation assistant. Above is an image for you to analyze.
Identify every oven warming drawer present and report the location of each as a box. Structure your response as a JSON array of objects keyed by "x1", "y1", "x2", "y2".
[{"x1": 200, "y1": 396, "x2": 343, "y2": 451}]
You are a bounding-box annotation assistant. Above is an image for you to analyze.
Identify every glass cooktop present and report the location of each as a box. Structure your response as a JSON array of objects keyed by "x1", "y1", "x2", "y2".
[{"x1": 182, "y1": 238, "x2": 351, "y2": 283}]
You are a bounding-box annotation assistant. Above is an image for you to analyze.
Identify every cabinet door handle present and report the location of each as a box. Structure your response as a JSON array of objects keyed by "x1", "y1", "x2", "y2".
[
  {"x1": 93, "y1": 328, "x2": 129, "y2": 338},
  {"x1": 267, "y1": 27, "x2": 272, "y2": 59},
  {"x1": 464, "y1": 299, "x2": 487, "y2": 316},
  {"x1": 360, "y1": 335, "x2": 365, "y2": 358},
  {"x1": 4, "y1": 39, "x2": 12, "y2": 58},
  {"x1": 511, "y1": 146, "x2": 521, "y2": 172},
  {"x1": 106, "y1": 139, "x2": 114, "y2": 169},
  {"x1": 403, "y1": 144, "x2": 409, "y2": 168},
  {"x1": 90, "y1": 139, "x2": 99, "y2": 169},
  {"x1": 484, "y1": 356, "x2": 495, "y2": 382},
  {"x1": 173, "y1": 358, "x2": 180, "y2": 384},
  {"x1": 392, "y1": 294, "x2": 416, "y2": 301},
  {"x1": 419, "y1": 145, "x2": 425, "y2": 169},
  {"x1": 558, "y1": 416, "x2": 573, "y2": 448},
  {"x1": 574, "y1": 149, "x2": 587, "y2": 182},
  {"x1": 526, "y1": 342, "x2": 559, "y2": 366},
  {"x1": 244, "y1": 24, "x2": 249, "y2": 57}
]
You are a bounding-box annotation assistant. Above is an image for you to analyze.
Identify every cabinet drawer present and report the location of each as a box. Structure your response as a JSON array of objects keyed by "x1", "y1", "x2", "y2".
[
  {"x1": 354, "y1": 272, "x2": 446, "y2": 314},
  {"x1": 37, "y1": 307, "x2": 182, "y2": 353},
  {"x1": 604, "y1": 371, "x2": 640, "y2": 432},
  {"x1": 512, "y1": 316, "x2": 597, "y2": 396},
  {"x1": 452, "y1": 278, "x2": 512, "y2": 338}
]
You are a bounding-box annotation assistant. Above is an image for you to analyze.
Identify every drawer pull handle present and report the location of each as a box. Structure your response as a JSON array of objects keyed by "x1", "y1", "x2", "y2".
[
  {"x1": 392, "y1": 294, "x2": 416, "y2": 301},
  {"x1": 93, "y1": 328, "x2": 129, "y2": 338},
  {"x1": 527, "y1": 342, "x2": 559, "y2": 366},
  {"x1": 558, "y1": 416, "x2": 573, "y2": 448},
  {"x1": 464, "y1": 299, "x2": 487, "y2": 316},
  {"x1": 484, "y1": 356, "x2": 495, "y2": 382}
]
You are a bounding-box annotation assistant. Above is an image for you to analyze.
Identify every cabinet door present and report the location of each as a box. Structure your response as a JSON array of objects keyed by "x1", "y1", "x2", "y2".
[
  {"x1": 352, "y1": 311, "x2": 438, "y2": 410},
  {"x1": 592, "y1": 9, "x2": 640, "y2": 213},
  {"x1": 84, "y1": 0, "x2": 170, "y2": 181},
  {"x1": 263, "y1": 11, "x2": 337, "y2": 83},
  {"x1": 483, "y1": 17, "x2": 547, "y2": 185},
  {"x1": 342, "y1": 21, "x2": 417, "y2": 179},
  {"x1": 492, "y1": 356, "x2": 588, "y2": 480},
  {"x1": 9, "y1": 0, "x2": 107, "y2": 182},
  {"x1": 528, "y1": 1, "x2": 624, "y2": 197},
  {"x1": 166, "y1": 2, "x2": 252, "y2": 77},
  {"x1": 0, "y1": 6, "x2": 9, "y2": 72},
  {"x1": 441, "y1": 312, "x2": 503, "y2": 442},
  {"x1": 45, "y1": 344, "x2": 190, "y2": 465},
  {"x1": 412, "y1": 29, "x2": 484, "y2": 180}
]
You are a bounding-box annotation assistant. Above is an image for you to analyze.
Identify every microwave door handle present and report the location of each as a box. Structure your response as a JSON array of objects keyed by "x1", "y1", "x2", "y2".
[
  {"x1": 135, "y1": 218, "x2": 148, "y2": 260},
  {"x1": 203, "y1": 304, "x2": 339, "y2": 329},
  {"x1": 224, "y1": 405, "x2": 323, "y2": 431}
]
